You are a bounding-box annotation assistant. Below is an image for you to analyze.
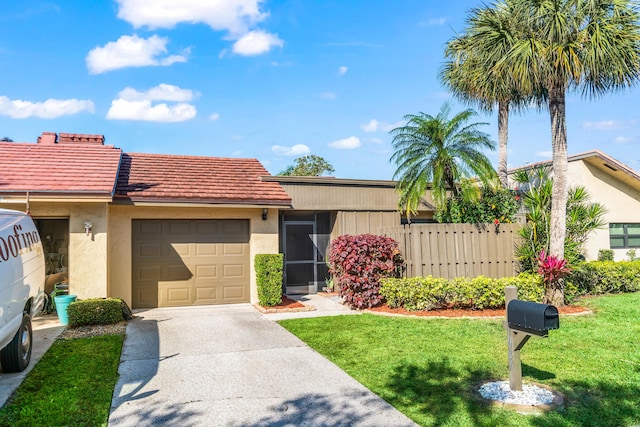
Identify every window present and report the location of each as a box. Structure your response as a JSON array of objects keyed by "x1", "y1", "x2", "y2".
[{"x1": 610, "y1": 224, "x2": 640, "y2": 248}]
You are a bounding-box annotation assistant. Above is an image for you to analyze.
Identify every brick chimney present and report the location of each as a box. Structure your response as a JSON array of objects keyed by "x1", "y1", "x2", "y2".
[
  {"x1": 58, "y1": 133, "x2": 105, "y2": 145},
  {"x1": 36, "y1": 132, "x2": 105, "y2": 145},
  {"x1": 37, "y1": 132, "x2": 57, "y2": 144}
]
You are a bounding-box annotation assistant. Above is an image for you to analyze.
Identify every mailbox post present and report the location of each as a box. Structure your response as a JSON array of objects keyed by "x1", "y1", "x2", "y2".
[{"x1": 504, "y1": 286, "x2": 560, "y2": 391}]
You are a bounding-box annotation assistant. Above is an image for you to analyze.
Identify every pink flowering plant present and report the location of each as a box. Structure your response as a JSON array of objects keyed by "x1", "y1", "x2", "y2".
[{"x1": 537, "y1": 250, "x2": 572, "y2": 303}]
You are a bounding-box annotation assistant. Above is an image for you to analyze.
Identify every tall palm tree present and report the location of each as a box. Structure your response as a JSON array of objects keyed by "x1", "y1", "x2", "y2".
[
  {"x1": 440, "y1": 0, "x2": 541, "y2": 188},
  {"x1": 499, "y1": 0, "x2": 640, "y2": 304},
  {"x1": 389, "y1": 102, "x2": 497, "y2": 216}
]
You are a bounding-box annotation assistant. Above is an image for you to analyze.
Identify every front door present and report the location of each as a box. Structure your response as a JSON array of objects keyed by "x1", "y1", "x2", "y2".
[{"x1": 283, "y1": 222, "x2": 317, "y2": 294}]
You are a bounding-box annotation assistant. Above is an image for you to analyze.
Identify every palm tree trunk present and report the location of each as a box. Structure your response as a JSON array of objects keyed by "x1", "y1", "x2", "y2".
[
  {"x1": 548, "y1": 82, "x2": 568, "y2": 306},
  {"x1": 498, "y1": 100, "x2": 509, "y2": 188}
]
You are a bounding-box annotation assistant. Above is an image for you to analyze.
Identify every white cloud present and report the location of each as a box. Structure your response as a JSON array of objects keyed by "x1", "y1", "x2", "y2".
[
  {"x1": 0, "y1": 96, "x2": 94, "y2": 119},
  {"x1": 209, "y1": 112, "x2": 220, "y2": 121},
  {"x1": 106, "y1": 84, "x2": 197, "y2": 122},
  {"x1": 419, "y1": 17, "x2": 446, "y2": 27},
  {"x1": 583, "y1": 120, "x2": 637, "y2": 130},
  {"x1": 116, "y1": 0, "x2": 267, "y2": 34},
  {"x1": 535, "y1": 150, "x2": 553, "y2": 158},
  {"x1": 271, "y1": 144, "x2": 310, "y2": 156},
  {"x1": 614, "y1": 136, "x2": 633, "y2": 143},
  {"x1": 320, "y1": 92, "x2": 336, "y2": 100},
  {"x1": 338, "y1": 66, "x2": 348, "y2": 75},
  {"x1": 361, "y1": 119, "x2": 402, "y2": 133},
  {"x1": 117, "y1": 84, "x2": 197, "y2": 102},
  {"x1": 329, "y1": 136, "x2": 361, "y2": 149},
  {"x1": 361, "y1": 119, "x2": 379, "y2": 132},
  {"x1": 116, "y1": 1, "x2": 282, "y2": 57},
  {"x1": 232, "y1": 31, "x2": 283, "y2": 55},
  {"x1": 86, "y1": 34, "x2": 187, "y2": 74}
]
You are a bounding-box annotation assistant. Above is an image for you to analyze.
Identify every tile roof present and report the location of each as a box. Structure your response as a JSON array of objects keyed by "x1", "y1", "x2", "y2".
[
  {"x1": 0, "y1": 141, "x2": 122, "y2": 197},
  {"x1": 115, "y1": 153, "x2": 292, "y2": 206}
]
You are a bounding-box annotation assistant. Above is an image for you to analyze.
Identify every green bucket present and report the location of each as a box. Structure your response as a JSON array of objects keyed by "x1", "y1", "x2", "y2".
[{"x1": 54, "y1": 295, "x2": 77, "y2": 325}]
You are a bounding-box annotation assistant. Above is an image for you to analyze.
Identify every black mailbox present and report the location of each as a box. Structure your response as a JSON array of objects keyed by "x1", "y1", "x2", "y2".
[{"x1": 507, "y1": 300, "x2": 559, "y2": 337}]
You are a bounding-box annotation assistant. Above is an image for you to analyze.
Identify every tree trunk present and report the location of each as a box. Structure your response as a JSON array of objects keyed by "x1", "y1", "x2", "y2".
[
  {"x1": 498, "y1": 100, "x2": 509, "y2": 188},
  {"x1": 544, "y1": 279, "x2": 565, "y2": 306},
  {"x1": 548, "y1": 82, "x2": 568, "y2": 306}
]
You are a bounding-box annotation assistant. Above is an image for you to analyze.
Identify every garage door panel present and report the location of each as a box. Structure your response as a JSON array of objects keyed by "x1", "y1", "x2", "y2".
[
  {"x1": 164, "y1": 285, "x2": 192, "y2": 306},
  {"x1": 223, "y1": 264, "x2": 245, "y2": 278},
  {"x1": 165, "y1": 264, "x2": 193, "y2": 281},
  {"x1": 136, "y1": 266, "x2": 162, "y2": 281},
  {"x1": 135, "y1": 286, "x2": 159, "y2": 307},
  {"x1": 139, "y1": 220, "x2": 162, "y2": 234},
  {"x1": 223, "y1": 244, "x2": 246, "y2": 256},
  {"x1": 137, "y1": 243, "x2": 162, "y2": 258},
  {"x1": 171, "y1": 242, "x2": 191, "y2": 257},
  {"x1": 195, "y1": 286, "x2": 217, "y2": 302},
  {"x1": 168, "y1": 220, "x2": 191, "y2": 234},
  {"x1": 223, "y1": 286, "x2": 245, "y2": 300},
  {"x1": 132, "y1": 219, "x2": 250, "y2": 308},
  {"x1": 196, "y1": 243, "x2": 218, "y2": 256},
  {"x1": 195, "y1": 265, "x2": 218, "y2": 279}
]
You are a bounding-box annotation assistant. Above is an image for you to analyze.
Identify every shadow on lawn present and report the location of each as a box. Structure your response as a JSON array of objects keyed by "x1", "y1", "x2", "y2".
[
  {"x1": 522, "y1": 363, "x2": 556, "y2": 381},
  {"x1": 385, "y1": 357, "x2": 500, "y2": 426},
  {"x1": 386, "y1": 357, "x2": 640, "y2": 427},
  {"x1": 530, "y1": 378, "x2": 640, "y2": 427}
]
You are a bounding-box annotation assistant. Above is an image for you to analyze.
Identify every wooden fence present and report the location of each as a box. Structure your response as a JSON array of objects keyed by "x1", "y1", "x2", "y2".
[{"x1": 378, "y1": 223, "x2": 521, "y2": 280}]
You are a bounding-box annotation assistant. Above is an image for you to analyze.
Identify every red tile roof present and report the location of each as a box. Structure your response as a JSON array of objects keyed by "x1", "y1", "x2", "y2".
[
  {"x1": 0, "y1": 141, "x2": 122, "y2": 197},
  {"x1": 115, "y1": 153, "x2": 292, "y2": 206}
]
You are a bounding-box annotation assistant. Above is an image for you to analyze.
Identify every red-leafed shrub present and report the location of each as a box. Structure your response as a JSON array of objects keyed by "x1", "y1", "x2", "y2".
[
  {"x1": 329, "y1": 234, "x2": 405, "y2": 309},
  {"x1": 537, "y1": 250, "x2": 572, "y2": 286}
]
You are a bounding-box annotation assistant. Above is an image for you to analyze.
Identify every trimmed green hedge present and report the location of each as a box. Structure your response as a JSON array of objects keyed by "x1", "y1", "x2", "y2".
[
  {"x1": 380, "y1": 273, "x2": 544, "y2": 311},
  {"x1": 67, "y1": 298, "x2": 125, "y2": 327},
  {"x1": 255, "y1": 253, "x2": 284, "y2": 307},
  {"x1": 380, "y1": 260, "x2": 640, "y2": 311},
  {"x1": 569, "y1": 260, "x2": 640, "y2": 295}
]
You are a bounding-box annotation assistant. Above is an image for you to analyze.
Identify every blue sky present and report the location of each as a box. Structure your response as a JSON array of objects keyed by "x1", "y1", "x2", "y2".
[{"x1": 1, "y1": 0, "x2": 639, "y2": 179}]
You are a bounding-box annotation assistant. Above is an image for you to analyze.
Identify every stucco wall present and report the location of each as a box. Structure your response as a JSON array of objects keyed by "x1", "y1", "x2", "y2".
[
  {"x1": 108, "y1": 205, "x2": 279, "y2": 306},
  {"x1": 1, "y1": 201, "x2": 110, "y2": 299},
  {"x1": 567, "y1": 161, "x2": 640, "y2": 261}
]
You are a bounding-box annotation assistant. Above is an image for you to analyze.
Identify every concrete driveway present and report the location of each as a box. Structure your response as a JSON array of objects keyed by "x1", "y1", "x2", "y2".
[{"x1": 109, "y1": 304, "x2": 416, "y2": 427}]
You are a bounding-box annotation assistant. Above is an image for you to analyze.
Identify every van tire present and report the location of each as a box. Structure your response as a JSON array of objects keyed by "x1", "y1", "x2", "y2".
[{"x1": 0, "y1": 313, "x2": 32, "y2": 373}]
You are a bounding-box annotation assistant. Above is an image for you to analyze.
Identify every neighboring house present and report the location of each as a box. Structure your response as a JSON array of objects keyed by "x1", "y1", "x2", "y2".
[
  {"x1": 1, "y1": 132, "x2": 433, "y2": 307},
  {"x1": 509, "y1": 150, "x2": 640, "y2": 261}
]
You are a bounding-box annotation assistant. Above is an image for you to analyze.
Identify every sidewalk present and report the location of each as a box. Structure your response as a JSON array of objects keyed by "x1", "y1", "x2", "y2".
[
  {"x1": 0, "y1": 314, "x2": 65, "y2": 407},
  {"x1": 260, "y1": 292, "x2": 359, "y2": 321}
]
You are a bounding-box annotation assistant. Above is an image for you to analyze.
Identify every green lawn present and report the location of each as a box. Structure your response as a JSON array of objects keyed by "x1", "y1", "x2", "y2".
[
  {"x1": 0, "y1": 334, "x2": 123, "y2": 427},
  {"x1": 280, "y1": 292, "x2": 640, "y2": 427}
]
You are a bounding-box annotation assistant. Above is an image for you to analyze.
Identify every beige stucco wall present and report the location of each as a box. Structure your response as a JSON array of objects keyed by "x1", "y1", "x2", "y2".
[
  {"x1": 567, "y1": 161, "x2": 640, "y2": 261},
  {"x1": 108, "y1": 205, "x2": 279, "y2": 306},
  {"x1": 0, "y1": 201, "x2": 109, "y2": 299}
]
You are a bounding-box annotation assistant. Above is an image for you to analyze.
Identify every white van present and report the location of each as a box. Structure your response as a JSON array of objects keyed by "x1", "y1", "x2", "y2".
[{"x1": 0, "y1": 209, "x2": 45, "y2": 372}]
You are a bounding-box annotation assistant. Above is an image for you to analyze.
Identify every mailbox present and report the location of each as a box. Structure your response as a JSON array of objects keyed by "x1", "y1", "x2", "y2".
[{"x1": 507, "y1": 300, "x2": 559, "y2": 337}]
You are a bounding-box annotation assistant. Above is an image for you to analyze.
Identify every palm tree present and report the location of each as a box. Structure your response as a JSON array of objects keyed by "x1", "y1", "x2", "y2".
[
  {"x1": 499, "y1": 0, "x2": 640, "y2": 305},
  {"x1": 440, "y1": 0, "x2": 541, "y2": 188},
  {"x1": 389, "y1": 102, "x2": 497, "y2": 216},
  {"x1": 513, "y1": 167, "x2": 607, "y2": 303}
]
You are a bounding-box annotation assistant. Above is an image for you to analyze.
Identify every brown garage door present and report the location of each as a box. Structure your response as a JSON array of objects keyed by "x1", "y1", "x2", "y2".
[{"x1": 132, "y1": 219, "x2": 250, "y2": 308}]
